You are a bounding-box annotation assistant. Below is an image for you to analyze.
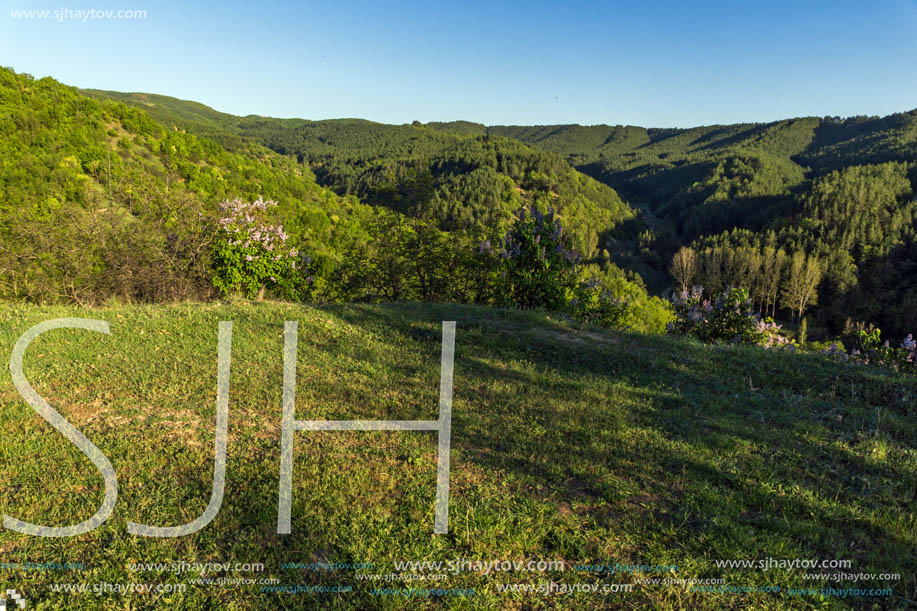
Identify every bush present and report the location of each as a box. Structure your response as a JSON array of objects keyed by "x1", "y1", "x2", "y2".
[
  {"x1": 565, "y1": 277, "x2": 630, "y2": 329},
  {"x1": 569, "y1": 263, "x2": 674, "y2": 333},
  {"x1": 210, "y1": 197, "x2": 302, "y2": 299},
  {"x1": 668, "y1": 286, "x2": 788, "y2": 347},
  {"x1": 493, "y1": 205, "x2": 669, "y2": 332},
  {"x1": 845, "y1": 329, "x2": 916, "y2": 374},
  {"x1": 498, "y1": 205, "x2": 578, "y2": 311}
]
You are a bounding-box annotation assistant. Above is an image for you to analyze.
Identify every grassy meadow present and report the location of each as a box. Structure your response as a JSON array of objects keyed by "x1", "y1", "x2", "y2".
[{"x1": 0, "y1": 301, "x2": 914, "y2": 609}]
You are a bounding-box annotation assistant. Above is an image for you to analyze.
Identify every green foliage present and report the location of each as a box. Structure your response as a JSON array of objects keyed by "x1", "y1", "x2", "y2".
[
  {"x1": 496, "y1": 205, "x2": 576, "y2": 311},
  {"x1": 84, "y1": 92, "x2": 638, "y2": 257},
  {"x1": 210, "y1": 197, "x2": 300, "y2": 299},
  {"x1": 0, "y1": 67, "x2": 365, "y2": 305},
  {"x1": 485, "y1": 116, "x2": 917, "y2": 337},
  {"x1": 328, "y1": 209, "x2": 491, "y2": 304},
  {"x1": 668, "y1": 286, "x2": 772, "y2": 346},
  {"x1": 823, "y1": 326, "x2": 916, "y2": 375},
  {"x1": 574, "y1": 263, "x2": 674, "y2": 333},
  {"x1": 11, "y1": 69, "x2": 917, "y2": 341},
  {"x1": 565, "y1": 277, "x2": 630, "y2": 329},
  {"x1": 491, "y1": 206, "x2": 671, "y2": 332}
]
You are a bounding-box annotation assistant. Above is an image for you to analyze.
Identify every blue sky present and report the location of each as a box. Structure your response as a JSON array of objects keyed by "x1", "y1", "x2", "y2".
[{"x1": 2, "y1": 0, "x2": 916, "y2": 127}]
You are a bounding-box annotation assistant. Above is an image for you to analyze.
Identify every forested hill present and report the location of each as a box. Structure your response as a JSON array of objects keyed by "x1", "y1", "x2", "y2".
[
  {"x1": 1, "y1": 69, "x2": 656, "y2": 320},
  {"x1": 66, "y1": 85, "x2": 917, "y2": 337},
  {"x1": 83, "y1": 90, "x2": 637, "y2": 258},
  {"x1": 481, "y1": 117, "x2": 917, "y2": 337},
  {"x1": 486, "y1": 116, "x2": 917, "y2": 220},
  {"x1": 0, "y1": 68, "x2": 375, "y2": 303}
]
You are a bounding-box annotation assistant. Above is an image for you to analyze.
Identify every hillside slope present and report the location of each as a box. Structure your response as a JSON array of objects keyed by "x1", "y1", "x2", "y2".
[
  {"x1": 488, "y1": 115, "x2": 917, "y2": 227},
  {"x1": 486, "y1": 118, "x2": 917, "y2": 337},
  {"x1": 0, "y1": 68, "x2": 376, "y2": 304},
  {"x1": 0, "y1": 301, "x2": 914, "y2": 609},
  {"x1": 82, "y1": 87, "x2": 917, "y2": 336},
  {"x1": 83, "y1": 89, "x2": 638, "y2": 258}
]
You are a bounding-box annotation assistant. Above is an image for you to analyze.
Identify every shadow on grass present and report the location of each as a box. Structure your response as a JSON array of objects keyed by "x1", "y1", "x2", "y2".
[{"x1": 3, "y1": 302, "x2": 915, "y2": 609}]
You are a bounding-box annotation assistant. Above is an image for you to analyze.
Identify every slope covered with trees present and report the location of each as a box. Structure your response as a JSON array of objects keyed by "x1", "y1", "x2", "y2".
[
  {"x1": 21, "y1": 76, "x2": 917, "y2": 339},
  {"x1": 0, "y1": 68, "x2": 376, "y2": 303},
  {"x1": 4, "y1": 69, "x2": 671, "y2": 332},
  {"x1": 84, "y1": 89, "x2": 639, "y2": 260},
  {"x1": 486, "y1": 116, "x2": 917, "y2": 337}
]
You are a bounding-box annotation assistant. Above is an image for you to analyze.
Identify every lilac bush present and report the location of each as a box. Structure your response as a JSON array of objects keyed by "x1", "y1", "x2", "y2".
[
  {"x1": 498, "y1": 205, "x2": 578, "y2": 311},
  {"x1": 756, "y1": 317, "x2": 793, "y2": 349},
  {"x1": 823, "y1": 329, "x2": 917, "y2": 375},
  {"x1": 491, "y1": 205, "x2": 635, "y2": 329},
  {"x1": 211, "y1": 197, "x2": 300, "y2": 299},
  {"x1": 668, "y1": 286, "x2": 787, "y2": 347}
]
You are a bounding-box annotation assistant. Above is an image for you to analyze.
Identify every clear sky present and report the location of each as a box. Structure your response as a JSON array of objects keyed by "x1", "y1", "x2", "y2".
[{"x1": 2, "y1": 0, "x2": 916, "y2": 127}]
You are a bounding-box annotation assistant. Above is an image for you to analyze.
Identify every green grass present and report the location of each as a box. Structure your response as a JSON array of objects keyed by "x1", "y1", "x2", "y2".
[{"x1": 0, "y1": 301, "x2": 914, "y2": 609}]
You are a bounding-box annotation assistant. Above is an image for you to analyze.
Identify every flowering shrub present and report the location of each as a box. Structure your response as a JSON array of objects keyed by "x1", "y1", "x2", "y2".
[
  {"x1": 498, "y1": 205, "x2": 578, "y2": 311},
  {"x1": 756, "y1": 317, "x2": 794, "y2": 349},
  {"x1": 490, "y1": 205, "x2": 646, "y2": 331},
  {"x1": 824, "y1": 329, "x2": 917, "y2": 374},
  {"x1": 211, "y1": 197, "x2": 300, "y2": 299},
  {"x1": 667, "y1": 286, "x2": 788, "y2": 347}
]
